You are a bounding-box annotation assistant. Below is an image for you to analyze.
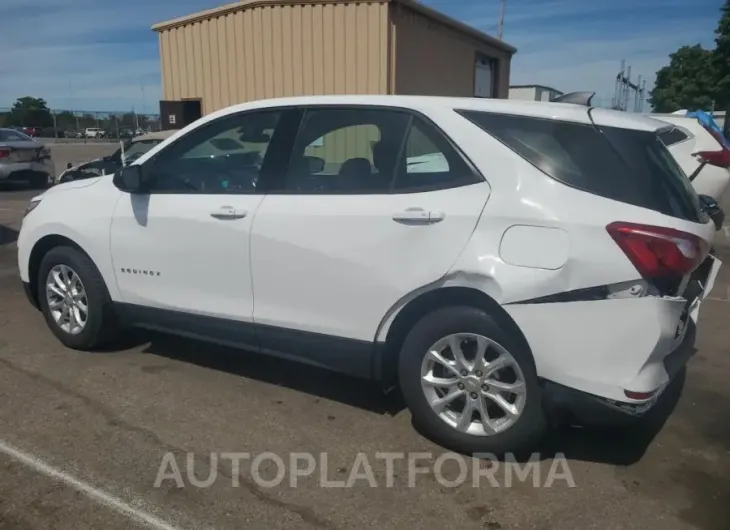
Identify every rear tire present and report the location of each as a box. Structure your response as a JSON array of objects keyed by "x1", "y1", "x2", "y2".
[
  {"x1": 398, "y1": 306, "x2": 547, "y2": 455},
  {"x1": 37, "y1": 246, "x2": 119, "y2": 350},
  {"x1": 29, "y1": 172, "x2": 48, "y2": 189}
]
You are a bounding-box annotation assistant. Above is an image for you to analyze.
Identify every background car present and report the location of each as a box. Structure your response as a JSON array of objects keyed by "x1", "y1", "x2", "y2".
[
  {"x1": 54, "y1": 129, "x2": 177, "y2": 184},
  {"x1": 654, "y1": 111, "x2": 730, "y2": 201},
  {"x1": 0, "y1": 127, "x2": 53, "y2": 188}
]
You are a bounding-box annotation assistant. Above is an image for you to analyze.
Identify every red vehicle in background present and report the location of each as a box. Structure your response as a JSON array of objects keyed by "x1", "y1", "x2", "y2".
[{"x1": 21, "y1": 127, "x2": 38, "y2": 137}]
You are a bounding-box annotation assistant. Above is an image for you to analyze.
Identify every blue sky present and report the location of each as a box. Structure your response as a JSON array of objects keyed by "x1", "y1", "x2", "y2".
[{"x1": 0, "y1": 0, "x2": 723, "y2": 113}]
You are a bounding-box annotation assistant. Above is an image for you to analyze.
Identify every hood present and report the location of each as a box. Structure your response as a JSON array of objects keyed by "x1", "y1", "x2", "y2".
[
  {"x1": 45, "y1": 176, "x2": 103, "y2": 197},
  {"x1": 62, "y1": 157, "x2": 105, "y2": 174}
]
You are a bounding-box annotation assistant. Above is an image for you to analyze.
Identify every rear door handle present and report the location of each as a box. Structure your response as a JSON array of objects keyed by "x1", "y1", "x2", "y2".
[
  {"x1": 210, "y1": 206, "x2": 248, "y2": 220},
  {"x1": 392, "y1": 208, "x2": 445, "y2": 224}
]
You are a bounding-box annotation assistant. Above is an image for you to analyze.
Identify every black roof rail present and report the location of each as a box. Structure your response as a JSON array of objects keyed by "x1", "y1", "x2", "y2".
[{"x1": 550, "y1": 91, "x2": 596, "y2": 106}]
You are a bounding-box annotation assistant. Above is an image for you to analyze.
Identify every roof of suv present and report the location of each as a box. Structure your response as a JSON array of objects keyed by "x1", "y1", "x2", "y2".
[{"x1": 203, "y1": 95, "x2": 670, "y2": 133}]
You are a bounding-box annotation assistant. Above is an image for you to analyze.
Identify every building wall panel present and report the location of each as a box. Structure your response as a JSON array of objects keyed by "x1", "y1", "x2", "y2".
[
  {"x1": 392, "y1": 5, "x2": 512, "y2": 99},
  {"x1": 158, "y1": 1, "x2": 390, "y2": 114}
]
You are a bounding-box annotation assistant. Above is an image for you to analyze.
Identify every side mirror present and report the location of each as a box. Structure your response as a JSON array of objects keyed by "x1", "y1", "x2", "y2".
[
  {"x1": 304, "y1": 156, "x2": 325, "y2": 174},
  {"x1": 113, "y1": 165, "x2": 147, "y2": 194},
  {"x1": 66, "y1": 162, "x2": 72, "y2": 169}
]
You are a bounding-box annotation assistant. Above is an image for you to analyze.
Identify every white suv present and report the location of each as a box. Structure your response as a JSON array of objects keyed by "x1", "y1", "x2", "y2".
[
  {"x1": 17, "y1": 96, "x2": 721, "y2": 454},
  {"x1": 653, "y1": 112, "x2": 730, "y2": 201}
]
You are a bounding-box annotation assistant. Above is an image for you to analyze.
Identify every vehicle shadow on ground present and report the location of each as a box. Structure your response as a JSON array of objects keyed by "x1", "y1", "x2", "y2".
[
  {"x1": 0, "y1": 182, "x2": 46, "y2": 194},
  {"x1": 115, "y1": 330, "x2": 407, "y2": 416},
  {"x1": 0, "y1": 224, "x2": 19, "y2": 246},
  {"x1": 110, "y1": 329, "x2": 687, "y2": 466},
  {"x1": 534, "y1": 367, "x2": 686, "y2": 466},
  {"x1": 411, "y1": 367, "x2": 688, "y2": 467}
]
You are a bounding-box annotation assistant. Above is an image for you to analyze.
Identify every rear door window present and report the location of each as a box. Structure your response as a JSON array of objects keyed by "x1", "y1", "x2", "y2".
[{"x1": 458, "y1": 110, "x2": 704, "y2": 222}]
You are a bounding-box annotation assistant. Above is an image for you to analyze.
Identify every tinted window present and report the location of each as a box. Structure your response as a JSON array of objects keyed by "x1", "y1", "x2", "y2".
[
  {"x1": 283, "y1": 108, "x2": 410, "y2": 193},
  {"x1": 459, "y1": 111, "x2": 704, "y2": 222},
  {"x1": 123, "y1": 140, "x2": 162, "y2": 164},
  {"x1": 658, "y1": 127, "x2": 689, "y2": 146},
  {"x1": 144, "y1": 111, "x2": 281, "y2": 194},
  {"x1": 394, "y1": 117, "x2": 480, "y2": 192}
]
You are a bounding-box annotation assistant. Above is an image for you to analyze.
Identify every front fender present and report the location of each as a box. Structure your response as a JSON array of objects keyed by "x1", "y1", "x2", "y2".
[{"x1": 17, "y1": 178, "x2": 122, "y2": 301}]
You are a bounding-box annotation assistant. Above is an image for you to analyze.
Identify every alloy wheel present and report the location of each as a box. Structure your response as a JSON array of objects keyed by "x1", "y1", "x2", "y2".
[
  {"x1": 420, "y1": 333, "x2": 527, "y2": 436},
  {"x1": 45, "y1": 264, "x2": 89, "y2": 335}
]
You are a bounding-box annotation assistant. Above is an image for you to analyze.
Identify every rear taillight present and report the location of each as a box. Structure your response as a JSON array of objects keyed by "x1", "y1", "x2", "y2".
[
  {"x1": 607, "y1": 222, "x2": 709, "y2": 280},
  {"x1": 0, "y1": 149, "x2": 9, "y2": 159},
  {"x1": 695, "y1": 149, "x2": 730, "y2": 168}
]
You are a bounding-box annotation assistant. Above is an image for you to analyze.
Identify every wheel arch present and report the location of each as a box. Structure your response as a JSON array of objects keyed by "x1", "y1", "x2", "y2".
[
  {"x1": 374, "y1": 285, "x2": 533, "y2": 385},
  {"x1": 26, "y1": 235, "x2": 94, "y2": 309}
]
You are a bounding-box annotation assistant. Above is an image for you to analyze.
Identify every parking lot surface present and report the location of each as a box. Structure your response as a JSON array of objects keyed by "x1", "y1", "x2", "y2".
[{"x1": 0, "y1": 144, "x2": 729, "y2": 530}]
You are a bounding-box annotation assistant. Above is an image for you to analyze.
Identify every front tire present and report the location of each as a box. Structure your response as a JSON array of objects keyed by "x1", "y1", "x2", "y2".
[
  {"x1": 398, "y1": 306, "x2": 546, "y2": 455},
  {"x1": 38, "y1": 246, "x2": 119, "y2": 350}
]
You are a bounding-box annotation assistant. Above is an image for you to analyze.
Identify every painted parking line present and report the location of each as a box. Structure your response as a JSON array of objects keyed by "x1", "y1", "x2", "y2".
[
  {"x1": 706, "y1": 285, "x2": 730, "y2": 302},
  {"x1": 0, "y1": 439, "x2": 185, "y2": 530}
]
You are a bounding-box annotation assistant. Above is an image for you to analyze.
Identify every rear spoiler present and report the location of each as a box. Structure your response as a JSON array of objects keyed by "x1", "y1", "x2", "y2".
[{"x1": 550, "y1": 91, "x2": 595, "y2": 106}]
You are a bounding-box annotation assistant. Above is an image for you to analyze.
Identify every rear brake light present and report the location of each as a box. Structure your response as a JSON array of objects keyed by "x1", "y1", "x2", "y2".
[
  {"x1": 624, "y1": 388, "x2": 659, "y2": 400},
  {"x1": 0, "y1": 149, "x2": 9, "y2": 159},
  {"x1": 606, "y1": 222, "x2": 709, "y2": 279},
  {"x1": 695, "y1": 149, "x2": 730, "y2": 168}
]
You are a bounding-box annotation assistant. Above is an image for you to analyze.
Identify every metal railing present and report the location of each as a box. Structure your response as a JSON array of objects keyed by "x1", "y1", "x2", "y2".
[{"x1": 0, "y1": 108, "x2": 162, "y2": 141}]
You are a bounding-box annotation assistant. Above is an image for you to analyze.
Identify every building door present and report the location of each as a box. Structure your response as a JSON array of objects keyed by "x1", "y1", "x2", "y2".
[{"x1": 474, "y1": 55, "x2": 495, "y2": 98}]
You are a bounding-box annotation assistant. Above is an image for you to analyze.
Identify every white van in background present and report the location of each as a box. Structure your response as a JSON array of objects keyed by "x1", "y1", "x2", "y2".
[{"x1": 84, "y1": 128, "x2": 106, "y2": 139}]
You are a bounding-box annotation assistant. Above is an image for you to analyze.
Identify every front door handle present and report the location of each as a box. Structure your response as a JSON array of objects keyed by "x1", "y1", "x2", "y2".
[
  {"x1": 210, "y1": 206, "x2": 248, "y2": 220},
  {"x1": 392, "y1": 208, "x2": 445, "y2": 224}
]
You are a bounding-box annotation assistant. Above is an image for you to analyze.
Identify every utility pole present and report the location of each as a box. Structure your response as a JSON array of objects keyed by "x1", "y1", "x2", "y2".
[{"x1": 498, "y1": 0, "x2": 506, "y2": 40}]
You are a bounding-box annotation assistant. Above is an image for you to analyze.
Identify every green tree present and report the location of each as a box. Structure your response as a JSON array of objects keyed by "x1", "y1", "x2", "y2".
[
  {"x1": 5, "y1": 96, "x2": 54, "y2": 127},
  {"x1": 649, "y1": 45, "x2": 717, "y2": 112},
  {"x1": 712, "y1": 0, "x2": 730, "y2": 108}
]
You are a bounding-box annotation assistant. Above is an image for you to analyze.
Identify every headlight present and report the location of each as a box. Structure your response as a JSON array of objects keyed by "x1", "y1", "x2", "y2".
[{"x1": 24, "y1": 199, "x2": 42, "y2": 218}]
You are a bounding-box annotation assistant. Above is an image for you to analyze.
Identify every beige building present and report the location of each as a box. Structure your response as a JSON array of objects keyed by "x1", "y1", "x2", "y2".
[{"x1": 152, "y1": 0, "x2": 516, "y2": 121}]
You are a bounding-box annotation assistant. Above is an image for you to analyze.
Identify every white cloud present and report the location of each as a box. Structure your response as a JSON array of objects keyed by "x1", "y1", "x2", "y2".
[
  {"x1": 0, "y1": 0, "x2": 719, "y2": 112},
  {"x1": 507, "y1": 16, "x2": 717, "y2": 107}
]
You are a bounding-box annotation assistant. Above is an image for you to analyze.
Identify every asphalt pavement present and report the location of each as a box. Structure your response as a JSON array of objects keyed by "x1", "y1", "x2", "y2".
[{"x1": 0, "y1": 145, "x2": 728, "y2": 529}]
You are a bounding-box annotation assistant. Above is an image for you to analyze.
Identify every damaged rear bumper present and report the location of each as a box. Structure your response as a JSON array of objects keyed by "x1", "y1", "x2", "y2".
[
  {"x1": 505, "y1": 255, "x2": 721, "y2": 413},
  {"x1": 541, "y1": 317, "x2": 696, "y2": 426}
]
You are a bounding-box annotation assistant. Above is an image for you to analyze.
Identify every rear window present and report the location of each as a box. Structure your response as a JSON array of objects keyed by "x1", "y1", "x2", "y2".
[
  {"x1": 658, "y1": 127, "x2": 690, "y2": 146},
  {"x1": 458, "y1": 111, "x2": 705, "y2": 223}
]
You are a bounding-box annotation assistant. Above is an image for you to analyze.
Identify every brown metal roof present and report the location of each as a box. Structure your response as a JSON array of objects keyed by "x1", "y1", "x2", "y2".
[{"x1": 151, "y1": 0, "x2": 516, "y2": 54}]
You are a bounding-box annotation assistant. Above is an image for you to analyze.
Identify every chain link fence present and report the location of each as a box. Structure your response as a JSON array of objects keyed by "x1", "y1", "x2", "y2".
[{"x1": 0, "y1": 108, "x2": 162, "y2": 142}]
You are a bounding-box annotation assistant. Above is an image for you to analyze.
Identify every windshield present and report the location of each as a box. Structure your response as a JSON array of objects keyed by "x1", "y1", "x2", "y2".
[
  {"x1": 122, "y1": 139, "x2": 162, "y2": 164},
  {"x1": 0, "y1": 129, "x2": 33, "y2": 142}
]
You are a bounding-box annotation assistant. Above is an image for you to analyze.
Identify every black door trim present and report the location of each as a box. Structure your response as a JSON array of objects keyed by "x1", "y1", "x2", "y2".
[{"x1": 114, "y1": 303, "x2": 376, "y2": 380}]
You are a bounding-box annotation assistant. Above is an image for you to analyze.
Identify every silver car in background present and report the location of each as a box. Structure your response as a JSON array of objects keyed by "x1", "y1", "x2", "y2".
[{"x1": 0, "y1": 128, "x2": 53, "y2": 188}]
